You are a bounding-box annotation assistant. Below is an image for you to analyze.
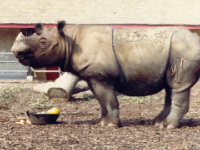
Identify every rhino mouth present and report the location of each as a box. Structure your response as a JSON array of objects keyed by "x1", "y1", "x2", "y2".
[
  {"x1": 19, "y1": 55, "x2": 34, "y2": 60},
  {"x1": 16, "y1": 52, "x2": 34, "y2": 60}
]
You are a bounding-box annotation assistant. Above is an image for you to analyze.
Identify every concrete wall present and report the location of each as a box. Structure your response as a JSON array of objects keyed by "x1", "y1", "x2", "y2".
[
  {"x1": 1, "y1": 0, "x2": 200, "y2": 80},
  {"x1": 0, "y1": 0, "x2": 200, "y2": 25},
  {"x1": 0, "y1": 29, "x2": 19, "y2": 52},
  {"x1": 0, "y1": 29, "x2": 27, "y2": 79}
]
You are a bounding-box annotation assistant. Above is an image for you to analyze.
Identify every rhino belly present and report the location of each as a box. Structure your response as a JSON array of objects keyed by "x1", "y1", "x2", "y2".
[{"x1": 115, "y1": 78, "x2": 165, "y2": 96}]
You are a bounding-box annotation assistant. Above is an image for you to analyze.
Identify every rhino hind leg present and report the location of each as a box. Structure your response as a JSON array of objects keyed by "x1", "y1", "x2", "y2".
[
  {"x1": 153, "y1": 88, "x2": 172, "y2": 126},
  {"x1": 154, "y1": 89, "x2": 190, "y2": 129},
  {"x1": 164, "y1": 89, "x2": 190, "y2": 129},
  {"x1": 88, "y1": 78, "x2": 122, "y2": 128}
]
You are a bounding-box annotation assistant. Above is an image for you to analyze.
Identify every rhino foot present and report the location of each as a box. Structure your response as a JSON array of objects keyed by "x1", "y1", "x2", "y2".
[
  {"x1": 154, "y1": 121, "x2": 178, "y2": 129},
  {"x1": 100, "y1": 118, "x2": 122, "y2": 128}
]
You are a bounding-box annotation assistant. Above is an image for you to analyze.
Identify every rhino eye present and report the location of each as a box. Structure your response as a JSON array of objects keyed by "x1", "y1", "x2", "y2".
[{"x1": 39, "y1": 39, "x2": 49, "y2": 49}]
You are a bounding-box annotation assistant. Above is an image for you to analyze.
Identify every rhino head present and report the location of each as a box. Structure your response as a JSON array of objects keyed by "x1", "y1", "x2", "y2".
[{"x1": 11, "y1": 21, "x2": 69, "y2": 70}]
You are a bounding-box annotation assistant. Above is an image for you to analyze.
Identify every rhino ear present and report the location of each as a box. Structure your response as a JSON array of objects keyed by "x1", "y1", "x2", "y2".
[
  {"x1": 34, "y1": 23, "x2": 44, "y2": 35},
  {"x1": 57, "y1": 21, "x2": 66, "y2": 36}
]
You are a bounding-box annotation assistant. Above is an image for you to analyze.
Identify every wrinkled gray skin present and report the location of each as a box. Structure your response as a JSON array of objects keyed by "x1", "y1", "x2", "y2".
[{"x1": 12, "y1": 21, "x2": 200, "y2": 129}]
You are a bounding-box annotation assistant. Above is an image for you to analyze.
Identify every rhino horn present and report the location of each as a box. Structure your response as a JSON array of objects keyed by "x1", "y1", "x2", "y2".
[
  {"x1": 34, "y1": 23, "x2": 44, "y2": 35},
  {"x1": 11, "y1": 32, "x2": 27, "y2": 54},
  {"x1": 18, "y1": 32, "x2": 26, "y2": 40}
]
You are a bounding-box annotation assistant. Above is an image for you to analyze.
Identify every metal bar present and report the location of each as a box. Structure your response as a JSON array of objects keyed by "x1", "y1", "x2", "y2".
[
  {"x1": 30, "y1": 67, "x2": 61, "y2": 73},
  {"x1": 0, "y1": 70, "x2": 27, "y2": 72},
  {"x1": 0, "y1": 67, "x2": 60, "y2": 73},
  {"x1": 0, "y1": 61, "x2": 18, "y2": 63},
  {"x1": 27, "y1": 67, "x2": 32, "y2": 76},
  {"x1": 0, "y1": 68, "x2": 60, "y2": 73},
  {"x1": 0, "y1": 52, "x2": 14, "y2": 55},
  {"x1": 0, "y1": 52, "x2": 27, "y2": 73}
]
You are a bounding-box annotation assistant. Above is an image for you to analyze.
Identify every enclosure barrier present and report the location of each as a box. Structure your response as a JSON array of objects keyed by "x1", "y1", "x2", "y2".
[{"x1": 0, "y1": 52, "x2": 61, "y2": 80}]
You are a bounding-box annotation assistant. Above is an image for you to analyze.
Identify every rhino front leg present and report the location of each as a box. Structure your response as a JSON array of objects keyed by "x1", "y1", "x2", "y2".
[
  {"x1": 88, "y1": 78, "x2": 122, "y2": 128},
  {"x1": 155, "y1": 89, "x2": 190, "y2": 129}
]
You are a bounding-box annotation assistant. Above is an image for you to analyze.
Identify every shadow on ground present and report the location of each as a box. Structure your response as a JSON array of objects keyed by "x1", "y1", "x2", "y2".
[{"x1": 57, "y1": 118, "x2": 200, "y2": 129}]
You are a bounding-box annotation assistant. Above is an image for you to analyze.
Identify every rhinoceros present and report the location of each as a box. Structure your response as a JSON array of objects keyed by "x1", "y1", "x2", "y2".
[{"x1": 11, "y1": 21, "x2": 200, "y2": 129}]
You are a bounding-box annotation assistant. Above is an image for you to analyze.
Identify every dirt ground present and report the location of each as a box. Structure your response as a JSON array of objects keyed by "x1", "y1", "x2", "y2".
[{"x1": 1, "y1": 80, "x2": 200, "y2": 150}]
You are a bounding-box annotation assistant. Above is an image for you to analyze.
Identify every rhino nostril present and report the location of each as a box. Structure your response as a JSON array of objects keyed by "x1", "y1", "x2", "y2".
[
  {"x1": 13, "y1": 52, "x2": 19, "y2": 58},
  {"x1": 13, "y1": 51, "x2": 23, "y2": 57}
]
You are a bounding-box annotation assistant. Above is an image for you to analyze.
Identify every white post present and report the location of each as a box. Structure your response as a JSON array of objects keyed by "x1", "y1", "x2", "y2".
[
  {"x1": 47, "y1": 72, "x2": 80, "y2": 101},
  {"x1": 34, "y1": 72, "x2": 89, "y2": 101}
]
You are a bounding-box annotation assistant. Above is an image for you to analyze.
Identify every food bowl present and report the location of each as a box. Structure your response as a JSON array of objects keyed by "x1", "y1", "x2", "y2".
[{"x1": 26, "y1": 110, "x2": 59, "y2": 125}]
